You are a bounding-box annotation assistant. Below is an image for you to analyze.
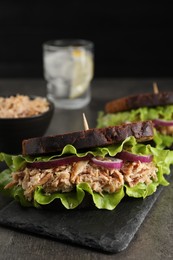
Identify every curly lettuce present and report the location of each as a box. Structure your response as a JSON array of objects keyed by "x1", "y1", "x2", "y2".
[{"x1": 0, "y1": 136, "x2": 173, "y2": 210}]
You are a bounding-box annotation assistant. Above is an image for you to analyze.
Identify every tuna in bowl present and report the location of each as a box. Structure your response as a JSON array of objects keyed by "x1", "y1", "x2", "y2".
[{"x1": 0, "y1": 94, "x2": 54, "y2": 154}]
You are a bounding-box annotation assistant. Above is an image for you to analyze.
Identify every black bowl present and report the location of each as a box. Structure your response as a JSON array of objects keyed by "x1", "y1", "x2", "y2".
[{"x1": 0, "y1": 97, "x2": 54, "y2": 154}]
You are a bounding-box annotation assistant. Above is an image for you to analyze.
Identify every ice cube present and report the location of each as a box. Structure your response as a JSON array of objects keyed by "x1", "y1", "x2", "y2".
[
  {"x1": 44, "y1": 50, "x2": 73, "y2": 80},
  {"x1": 50, "y1": 78, "x2": 71, "y2": 97}
]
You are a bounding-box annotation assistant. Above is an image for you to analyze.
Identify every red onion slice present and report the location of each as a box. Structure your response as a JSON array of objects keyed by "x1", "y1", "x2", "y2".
[
  {"x1": 91, "y1": 157, "x2": 123, "y2": 169},
  {"x1": 116, "y1": 151, "x2": 153, "y2": 163},
  {"x1": 27, "y1": 155, "x2": 92, "y2": 169},
  {"x1": 153, "y1": 119, "x2": 173, "y2": 127}
]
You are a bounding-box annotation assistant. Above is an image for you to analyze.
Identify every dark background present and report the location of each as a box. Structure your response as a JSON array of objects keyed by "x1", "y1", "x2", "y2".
[{"x1": 0, "y1": 1, "x2": 173, "y2": 78}]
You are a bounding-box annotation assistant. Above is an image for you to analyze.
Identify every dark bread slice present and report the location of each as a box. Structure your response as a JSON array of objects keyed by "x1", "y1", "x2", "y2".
[
  {"x1": 105, "y1": 91, "x2": 173, "y2": 113},
  {"x1": 22, "y1": 121, "x2": 154, "y2": 156}
]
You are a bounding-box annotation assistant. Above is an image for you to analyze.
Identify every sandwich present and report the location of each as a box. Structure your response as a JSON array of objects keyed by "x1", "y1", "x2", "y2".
[
  {"x1": 0, "y1": 121, "x2": 172, "y2": 210},
  {"x1": 97, "y1": 85, "x2": 173, "y2": 149}
]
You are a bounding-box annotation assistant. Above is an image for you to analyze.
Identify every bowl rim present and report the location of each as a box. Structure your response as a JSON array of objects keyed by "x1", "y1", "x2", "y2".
[{"x1": 0, "y1": 95, "x2": 54, "y2": 121}]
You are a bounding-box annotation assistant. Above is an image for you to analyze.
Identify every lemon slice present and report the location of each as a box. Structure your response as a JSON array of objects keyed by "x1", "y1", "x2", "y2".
[{"x1": 69, "y1": 48, "x2": 93, "y2": 99}]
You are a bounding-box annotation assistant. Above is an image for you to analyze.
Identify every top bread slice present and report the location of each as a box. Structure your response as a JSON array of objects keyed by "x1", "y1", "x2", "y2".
[
  {"x1": 105, "y1": 91, "x2": 173, "y2": 113},
  {"x1": 22, "y1": 121, "x2": 154, "y2": 156}
]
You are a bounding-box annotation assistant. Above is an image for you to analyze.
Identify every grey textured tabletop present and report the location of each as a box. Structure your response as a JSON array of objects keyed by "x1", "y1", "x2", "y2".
[{"x1": 0, "y1": 78, "x2": 173, "y2": 260}]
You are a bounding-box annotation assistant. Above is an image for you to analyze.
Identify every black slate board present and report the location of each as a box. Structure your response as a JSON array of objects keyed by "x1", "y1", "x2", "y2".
[{"x1": 0, "y1": 182, "x2": 167, "y2": 254}]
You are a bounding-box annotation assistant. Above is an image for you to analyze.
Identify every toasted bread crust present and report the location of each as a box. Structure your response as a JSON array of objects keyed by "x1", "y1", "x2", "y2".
[
  {"x1": 22, "y1": 121, "x2": 154, "y2": 156},
  {"x1": 105, "y1": 92, "x2": 173, "y2": 113}
]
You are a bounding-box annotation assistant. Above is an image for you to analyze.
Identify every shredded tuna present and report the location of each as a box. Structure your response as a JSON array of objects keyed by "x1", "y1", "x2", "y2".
[
  {"x1": 0, "y1": 94, "x2": 49, "y2": 118},
  {"x1": 73, "y1": 161, "x2": 124, "y2": 193},
  {"x1": 122, "y1": 161, "x2": 158, "y2": 187},
  {"x1": 156, "y1": 125, "x2": 173, "y2": 136},
  {"x1": 7, "y1": 160, "x2": 124, "y2": 201},
  {"x1": 4, "y1": 180, "x2": 18, "y2": 189},
  {"x1": 6, "y1": 158, "x2": 158, "y2": 201}
]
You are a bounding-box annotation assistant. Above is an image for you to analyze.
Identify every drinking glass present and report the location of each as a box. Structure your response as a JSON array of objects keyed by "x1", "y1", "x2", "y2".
[{"x1": 43, "y1": 39, "x2": 94, "y2": 109}]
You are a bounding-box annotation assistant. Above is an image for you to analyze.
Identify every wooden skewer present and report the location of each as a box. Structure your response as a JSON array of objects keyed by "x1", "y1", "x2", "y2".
[
  {"x1": 83, "y1": 113, "x2": 89, "y2": 130},
  {"x1": 153, "y1": 82, "x2": 159, "y2": 94}
]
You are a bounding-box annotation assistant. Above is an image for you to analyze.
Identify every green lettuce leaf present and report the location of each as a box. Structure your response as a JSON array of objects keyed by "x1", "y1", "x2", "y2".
[
  {"x1": 125, "y1": 182, "x2": 159, "y2": 198},
  {"x1": 97, "y1": 105, "x2": 173, "y2": 149},
  {"x1": 153, "y1": 129, "x2": 173, "y2": 149},
  {"x1": 97, "y1": 105, "x2": 173, "y2": 127},
  {"x1": 34, "y1": 183, "x2": 125, "y2": 210}
]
